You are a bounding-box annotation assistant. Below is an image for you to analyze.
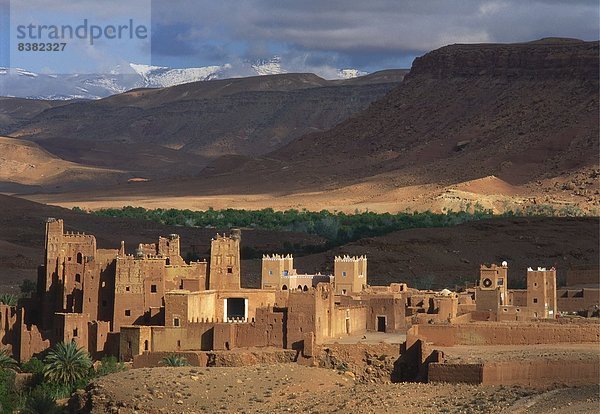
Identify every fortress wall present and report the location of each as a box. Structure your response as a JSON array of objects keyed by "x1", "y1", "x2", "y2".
[
  {"x1": 429, "y1": 360, "x2": 599, "y2": 387},
  {"x1": 409, "y1": 322, "x2": 600, "y2": 346},
  {"x1": 557, "y1": 288, "x2": 600, "y2": 312},
  {"x1": 481, "y1": 360, "x2": 600, "y2": 387},
  {"x1": 133, "y1": 351, "x2": 208, "y2": 368},
  {"x1": 428, "y1": 363, "x2": 483, "y2": 384},
  {"x1": 331, "y1": 306, "x2": 368, "y2": 337}
]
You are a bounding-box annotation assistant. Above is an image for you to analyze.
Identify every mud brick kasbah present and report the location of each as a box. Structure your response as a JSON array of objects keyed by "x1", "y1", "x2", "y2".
[{"x1": 1, "y1": 218, "x2": 598, "y2": 378}]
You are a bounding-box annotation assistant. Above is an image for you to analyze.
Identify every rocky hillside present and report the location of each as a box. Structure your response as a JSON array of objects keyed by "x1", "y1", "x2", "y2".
[
  {"x1": 267, "y1": 38, "x2": 598, "y2": 187},
  {"x1": 129, "y1": 38, "x2": 597, "y2": 213}
]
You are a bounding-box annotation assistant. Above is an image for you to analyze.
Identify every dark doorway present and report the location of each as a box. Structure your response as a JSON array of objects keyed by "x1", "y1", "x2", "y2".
[
  {"x1": 377, "y1": 316, "x2": 386, "y2": 332},
  {"x1": 226, "y1": 298, "x2": 246, "y2": 320}
]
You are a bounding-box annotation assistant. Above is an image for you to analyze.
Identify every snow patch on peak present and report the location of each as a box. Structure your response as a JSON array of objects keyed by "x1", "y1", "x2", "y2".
[
  {"x1": 337, "y1": 68, "x2": 368, "y2": 79},
  {"x1": 251, "y1": 56, "x2": 287, "y2": 76}
]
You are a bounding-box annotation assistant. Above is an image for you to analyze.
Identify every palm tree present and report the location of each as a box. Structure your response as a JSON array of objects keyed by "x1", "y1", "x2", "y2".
[
  {"x1": 160, "y1": 354, "x2": 189, "y2": 367},
  {"x1": 43, "y1": 341, "x2": 92, "y2": 385},
  {"x1": 0, "y1": 348, "x2": 17, "y2": 371},
  {"x1": 0, "y1": 294, "x2": 17, "y2": 306}
]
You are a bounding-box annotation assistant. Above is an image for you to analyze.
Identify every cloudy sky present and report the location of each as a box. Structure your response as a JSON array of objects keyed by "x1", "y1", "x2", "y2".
[{"x1": 2, "y1": 0, "x2": 598, "y2": 76}]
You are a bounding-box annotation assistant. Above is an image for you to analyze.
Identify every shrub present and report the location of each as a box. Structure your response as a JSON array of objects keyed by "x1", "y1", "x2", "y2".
[
  {"x1": 0, "y1": 294, "x2": 17, "y2": 306},
  {"x1": 21, "y1": 357, "x2": 45, "y2": 386},
  {"x1": 19, "y1": 279, "x2": 37, "y2": 298},
  {"x1": 160, "y1": 354, "x2": 189, "y2": 367},
  {"x1": 0, "y1": 348, "x2": 17, "y2": 371},
  {"x1": 95, "y1": 356, "x2": 125, "y2": 377},
  {"x1": 22, "y1": 388, "x2": 63, "y2": 414},
  {"x1": 0, "y1": 368, "x2": 16, "y2": 413}
]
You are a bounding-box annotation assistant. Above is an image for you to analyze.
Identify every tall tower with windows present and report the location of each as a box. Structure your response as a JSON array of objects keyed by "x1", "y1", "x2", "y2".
[
  {"x1": 261, "y1": 254, "x2": 294, "y2": 290},
  {"x1": 475, "y1": 262, "x2": 509, "y2": 312},
  {"x1": 527, "y1": 267, "x2": 557, "y2": 318},
  {"x1": 208, "y1": 230, "x2": 241, "y2": 291},
  {"x1": 334, "y1": 255, "x2": 367, "y2": 295}
]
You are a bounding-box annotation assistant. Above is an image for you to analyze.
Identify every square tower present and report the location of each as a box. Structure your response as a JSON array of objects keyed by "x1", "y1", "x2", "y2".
[
  {"x1": 334, "y1": 255, "x2": 367, "y2": 295},
  {"x1": 527, "y1": 267, "x2": 557, "y2": 318},
  {"x1": 475, "y1": 262, "x2": 508, "y2": 312},
  {"x1": 208, "y1": 230, "x2": 241, "y2": 291},
  {"x1": 261, "y1": 254, "x2": 294, "y2": 290},
  {"x1": 158, "y1": 234, "x2": 185, "y2": 266}
]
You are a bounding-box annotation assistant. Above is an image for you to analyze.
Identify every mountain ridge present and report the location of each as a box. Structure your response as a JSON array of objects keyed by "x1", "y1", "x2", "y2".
[{"x1": 0, "y1": 57, "x2": 373, "y2": 100}]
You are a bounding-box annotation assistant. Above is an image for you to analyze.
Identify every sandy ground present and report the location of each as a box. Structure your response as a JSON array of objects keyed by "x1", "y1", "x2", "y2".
[
  {"x1": 20, "y1": 173, "x2": 597, "y2": 215},
  {"x1": 85, "y1": 364, "x2": 599, "y2": 414},
  {"x1": 439, "y1": 343, "x2": 600, "y2": 364}
]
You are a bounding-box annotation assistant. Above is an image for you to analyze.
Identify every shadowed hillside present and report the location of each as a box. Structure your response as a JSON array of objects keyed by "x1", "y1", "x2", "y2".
[
  {"x1": 1, "y1": 195, "x2": 596, "y2": 297},
  {"x1": 4, "y1": 71, "x2": 407, "y2": 179},
  {"x1": 90, "y1": 38, "x2": 597, "y2": 214}
]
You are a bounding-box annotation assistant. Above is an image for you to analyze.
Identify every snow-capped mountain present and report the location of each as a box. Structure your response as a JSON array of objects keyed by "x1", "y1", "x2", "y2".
[
  {"x1": 250, "y1": 56, "x2": 286, "y2": 76},
  {"x1": 129, "y1": 63, "x2": 231, "y2": 87},
  {"x1": 0, "y1": 58, "x2": 367, "y2": 100}
]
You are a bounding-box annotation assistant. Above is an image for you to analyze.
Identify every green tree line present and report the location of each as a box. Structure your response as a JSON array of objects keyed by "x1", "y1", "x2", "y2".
[{"x1": 84, "y1": 206, "x2": 497, "y2": 246}]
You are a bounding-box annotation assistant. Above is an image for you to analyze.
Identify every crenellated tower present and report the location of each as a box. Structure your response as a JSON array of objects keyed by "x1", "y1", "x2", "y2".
[{"x1": 334, "y1": 255, "x2": 367, "y2": 295}]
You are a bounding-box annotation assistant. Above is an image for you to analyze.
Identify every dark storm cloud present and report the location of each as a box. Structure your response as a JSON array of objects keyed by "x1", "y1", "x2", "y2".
[
  {"x1": 151, "y1": 23, "x2": 197, "y2": 56},
  {"x1": 149, "y1": 0, "x2": 599, "y2": 71}
]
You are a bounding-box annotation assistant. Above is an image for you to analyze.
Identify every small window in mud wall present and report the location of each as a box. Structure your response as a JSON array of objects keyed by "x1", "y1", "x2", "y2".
[
  {"x1": 174, "y1": 317, "x2": 180, "y2": 327},
  {"x1": 125, "y1": 309, "x2": 131, "y2": 316},
  {"x1": 227, "y1": 266, "x2": 233, "y2": 274},
  {"x1": 76, "y1": 252, "x2": 83, "y2": 264},
  {"x1": 125, "y1": 286, "x2": 130, "y2": 292},
  {"x1": 144, "y1": 340, "x2": 149, "y2": 351},
  {"x1": 151, "y1": 284, "x2": 157, "y2": 293},
  {"x1": 533, "y1": 298, "x2": 538, "y2": 304},
  {"x1": 75, "y1": 273, "x2": 81, "y2": 283},
  {"x1": 73, "y1": 328, "x2": 78, "y2": 337},
  {"x1": 342, "y1": 271, "x2": 347, "y2": 277}
]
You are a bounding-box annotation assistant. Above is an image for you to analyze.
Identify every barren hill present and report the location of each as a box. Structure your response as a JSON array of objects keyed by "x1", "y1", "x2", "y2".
[
  {"x1": 290, "y1": 216, "x2": 599, "y2": 290},
  {"x1": 7, "y1": 39, "x2": 600, "y2": 214},
  {"x1": 0, "y1": 97, "x2": 72, "y2": 134},
  {"x1": 104, "y1": 38, "x2": 596, "y2": 213},
  {"x1": 0, "y1": 136, "x2": 122, "y2": 193},
  {"x1": 5, "y1": 71, "x2": 407, "y2": 176},
  {"x1": 225, "y1": 39, "x2": 599, "y2": 187}
]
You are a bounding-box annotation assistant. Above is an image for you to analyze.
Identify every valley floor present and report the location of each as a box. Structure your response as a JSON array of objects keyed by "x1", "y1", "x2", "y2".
[{"x1": 84, "y1": 364, "x2": 598, "y2": 414}]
